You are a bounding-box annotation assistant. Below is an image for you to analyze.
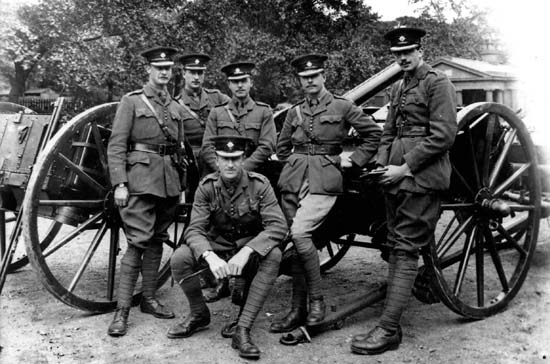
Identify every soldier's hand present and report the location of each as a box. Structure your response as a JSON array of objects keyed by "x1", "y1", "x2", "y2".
[
  {"x1": 114, "y1": 185, "x2": 129, "y2": 207},
  {"x1": 228, "y1": 246, "x2": 253, "y2": 276},
  {"x1": 379, "y1": 163, "x2": 411, "y2": 185},
  {"x1": 205, "y1": 253, "x2": 230, "y2": 280}
]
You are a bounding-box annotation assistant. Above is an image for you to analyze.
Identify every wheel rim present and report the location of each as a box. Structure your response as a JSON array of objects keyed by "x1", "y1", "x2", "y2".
[
  {"x1": 22, "y1": 103, "x2": 179, "y2": 312},
  {"x1": 425, "y1": 102, "x2": 541, "y2": 319},
  {"x1": 319, "y1": 234, "x2": 353, "y2": 272}
]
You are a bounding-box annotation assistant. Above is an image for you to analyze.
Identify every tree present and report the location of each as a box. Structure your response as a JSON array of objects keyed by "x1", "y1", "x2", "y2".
[{"x1": 0, "y1": 0, "x2": 499, "y2": 109}]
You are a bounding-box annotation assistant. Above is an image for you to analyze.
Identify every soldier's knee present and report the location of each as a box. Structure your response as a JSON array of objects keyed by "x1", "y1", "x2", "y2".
[
  {"x1": 170, "y1": 245, "x2": 194, "y2": 271},
  {"x1": 266, "y1": 247, "x2": 282, "y2": 263}
]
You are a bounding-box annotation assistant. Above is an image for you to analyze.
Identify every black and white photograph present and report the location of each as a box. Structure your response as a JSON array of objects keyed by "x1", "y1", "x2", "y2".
[{"x1": 0, "y1": 0, "x2": 548, "y2": 363}]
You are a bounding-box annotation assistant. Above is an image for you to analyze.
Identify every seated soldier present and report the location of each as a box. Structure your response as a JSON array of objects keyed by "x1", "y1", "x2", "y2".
[{"x1": 168, "y1": 135, "x2": 287, "y2": 360}]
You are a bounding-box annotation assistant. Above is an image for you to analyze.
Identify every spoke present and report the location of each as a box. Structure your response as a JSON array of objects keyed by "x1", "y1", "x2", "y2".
[
  {"x1": 164, "y1": 240, "x2": 177, "y2": 250},
  {"x1": 68, "y1": 221, "x2": 108, "y2": 292},
  {"x1": 436, "y1": 213, "x2": 457, "y2": 251},
  {"x1": 495, "y1": 223, "x2": 527, "y2": 257},
  {"x1": 451, "y1": 164, "x2": 476, "y2": 197},
  {"x1": 489, "y1": 129, "x2": 517, "y2": 189},
  {"x1": 480, "y1": 115, "x2": 495, "y2": 187},
  {"x1": 453, "y1": 225, "x2": 477, "y2": 297},
  {"x1": 492, "y1": 163, "x2": 531, "y2": 196},
  {"x1": 55, "y1": 152, "x2": 107, "y2": 195},
  {"x1": 38, "y1": 199, "x2": 104, "y2": 208},
  {"x1": 482, "y1": 225, "x2": 510, "y2": 292},
  {"x1": 325, "y1": 242, "x2": 335, "y2": 257},
  {"x1": 437, "y1": 215, "x2": 474, "y2": 257},
  {"x1": 43, "y1": 212, "x2": 104, "y2": 258},
  {"x1": 465, "y1": 128, "x2": 482, "y2": 190},
  {"x1": 90, "y1": 121, "x2": 110, "y2": 184},
  {"x1": 468, "y1": 112, "x2": 489, "y2": 131},
  {"x1": 440, "y1": 203, "x2": 475, "y2": 210},
  {"x1": 475, "y1": 228, "x2": 485, "y2": 307}
]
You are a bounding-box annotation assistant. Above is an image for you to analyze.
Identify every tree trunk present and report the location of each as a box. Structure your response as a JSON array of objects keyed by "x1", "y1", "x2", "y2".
[{"x1": 8, "y1": 61, "x2": 33, "y2": 102}]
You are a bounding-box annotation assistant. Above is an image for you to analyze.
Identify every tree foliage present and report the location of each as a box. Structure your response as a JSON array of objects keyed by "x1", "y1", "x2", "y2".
[{"x1": 0, "y1": 0, "x2": 500, "y2": 108}]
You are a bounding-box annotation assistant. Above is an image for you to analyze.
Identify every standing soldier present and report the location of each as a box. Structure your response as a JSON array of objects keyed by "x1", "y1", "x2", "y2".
[
  {"x1": 201, "y1": 62, "x2": 276, "y2": 174},
  {"x1": 176, "y1": 53, "x2": 230, "y2": 176},
  {"x1": 106, "y1": 46, "x2": 187, "y2": 337},
  {"x1": 273, "y1": 54, "x2": 381, "y2": 330},
  {"x1": 350, "y1": 27, "x2": 457, "y2": 355},
  {"x1": 168, "y1": 135, "x2": 287, "y2": 360}
]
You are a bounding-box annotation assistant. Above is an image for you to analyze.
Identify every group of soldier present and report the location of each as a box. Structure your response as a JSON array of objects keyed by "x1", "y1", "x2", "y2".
[{"x1": 105, "y1": 25, "x2": 457, "y2": 360}]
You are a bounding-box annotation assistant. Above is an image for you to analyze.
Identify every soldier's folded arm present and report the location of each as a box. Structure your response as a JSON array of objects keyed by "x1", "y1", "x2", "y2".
[
  {"x1": 345, "y1": 101, "x2": 383, "y2": 167},
  {"x1": 402, "y1": 76, "x2": 458, "y2": 173}
]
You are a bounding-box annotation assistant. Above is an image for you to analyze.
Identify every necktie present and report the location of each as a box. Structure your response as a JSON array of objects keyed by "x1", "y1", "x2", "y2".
[{"x1": 159, "y1": 91, "x2": 167, "y2": 104}]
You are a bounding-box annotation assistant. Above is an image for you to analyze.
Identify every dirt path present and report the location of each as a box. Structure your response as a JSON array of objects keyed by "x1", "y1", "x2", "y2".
[{"x1": 1, "y1": 223, "x2": 549, "y2": 364}]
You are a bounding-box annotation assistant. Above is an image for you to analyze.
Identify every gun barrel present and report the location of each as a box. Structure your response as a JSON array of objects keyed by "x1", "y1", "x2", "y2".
[{"x1": 343, "y1": 63, "x2": 403, "y2": 106}]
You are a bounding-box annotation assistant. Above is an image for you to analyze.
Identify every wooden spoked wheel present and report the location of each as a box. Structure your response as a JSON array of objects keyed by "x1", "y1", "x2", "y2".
[
  {"x1": 22, "y1": 103, "x2": 183, "y2": 312},
  {"x1": 425, "y1": 102, "x2": 541, "y2": 319}
]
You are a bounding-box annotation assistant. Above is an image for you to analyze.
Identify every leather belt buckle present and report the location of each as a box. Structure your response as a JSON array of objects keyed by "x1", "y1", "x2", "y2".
[{"x1": 308, "y1": 144, "x2": 315, "y2": 155}]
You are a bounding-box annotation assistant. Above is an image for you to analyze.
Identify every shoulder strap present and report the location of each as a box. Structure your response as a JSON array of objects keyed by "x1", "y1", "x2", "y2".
[
  {"x1": 295, "y1": 105, "x2": 303, "y2": 127},
  {"x1": 140, "y1": 94, "x2": 177, "y2": 144},
  {"x1": 223, "y1": 105, "x2": 245, "y2": 135},
  {"x1": 178, "y1": 99, "x2": 203, "y2": 125}
]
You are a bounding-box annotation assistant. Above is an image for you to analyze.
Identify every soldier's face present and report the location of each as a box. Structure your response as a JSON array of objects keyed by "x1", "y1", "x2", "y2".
[
  {"x1": 216, "y1": 154, "x2": 244, "y2": 180},
  {"x1": 299, "y1": 72, "x2": 325, "y2": 97},
  {"x1": 183, "y1": 69, "x2": 205, "y2": 91},
  {"x1": 228, "y1": 77, "x2": 252, "y2": 100},
  {"x1": 392, "y1": 47, "x2": 423, "y2": 72},
  {"x1": 147, "y1": 65, "x2": 173, "y2": 88}
]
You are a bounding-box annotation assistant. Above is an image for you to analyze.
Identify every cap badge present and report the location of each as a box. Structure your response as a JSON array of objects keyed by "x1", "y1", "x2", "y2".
[
  {"x1": 306, "y1": 61, "x2": 312, "y2": 68},
  {"x1": 227, "y1": 141, "x2": 234, "y2": 150},
  {"x1": 398, "y1": 35, "x2": 406, "y2": 42},
  {"x1": 194, "y1": 59, "x2": 200, "y2": 64},
  {"x1": 235, "y1": 68, "x2": 241, "y2": 74},
  {"x1": 160, "y1": 52, "x2": 166, "y2": 59}
]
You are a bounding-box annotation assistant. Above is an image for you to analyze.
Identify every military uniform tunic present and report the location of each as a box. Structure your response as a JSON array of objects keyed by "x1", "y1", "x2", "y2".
[
  {"x1": 375, "y1": 62, "x2": 457, "y2": 256},
  {"x1": 107, "y1": 83, "x2": 188, "y2": 248},
  {"x1": 108, "y1": 83, "x2": 188, "y2": 198},
  {"x1": 176, "y1": 88, "x2": 230, "y2": 151},
  {"x1": 184, "y1": 170, "x2": 287, "y2": 260},
  {"x1": 277, "y1": 89, "x2": 382, "y2": 195},
  {"x1": 201, "y1": 97, "x2": 276, "y2": 173}
]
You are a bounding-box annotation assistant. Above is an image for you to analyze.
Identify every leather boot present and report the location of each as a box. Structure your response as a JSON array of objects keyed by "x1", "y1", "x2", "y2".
[
  {"x1": 203, "y1": 278, "x2": 230, "y2": 303},
  {"x1": 107, "y1": 307, "x2": 130, "y2": 337},
  {"x1": 231, "y1": 326, "x2": 260, "y2": 359},
  {"x1": 306, "y1": 296, "x2": 326, "y2": 325},
  {"x1": 140, "y1": 296, "x2": 175, "y2": 319},
  {"x1": 351, "y1": 325, "x2": 403, "y2": 355},
  {"x1": 221, "y1": 317, "x2": 239, "y2": 338},
  {"x1": 270, "y1": 307, "x2": 307, "y2": 333},
  {"x1": 167, "y1": 309, "x2": 210, "y2": 339}
]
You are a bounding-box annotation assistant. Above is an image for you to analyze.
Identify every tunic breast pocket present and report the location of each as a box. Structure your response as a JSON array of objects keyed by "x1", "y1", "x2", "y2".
[
  {"x1": 319, "y1": 115, "x2": 343, "y2": 140},
  {"x1": 244, "y1": 122, "x2": 261, "y2": 141},
  {"x1": 237, "y1": 199, "x2": 259, "y2": 217},
  {"x1": 404, "y1": 93, "x2": 428, "y2": 119},
  {"x1": 217, "y1": 121, "x2": 235, "y2": 134}
]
